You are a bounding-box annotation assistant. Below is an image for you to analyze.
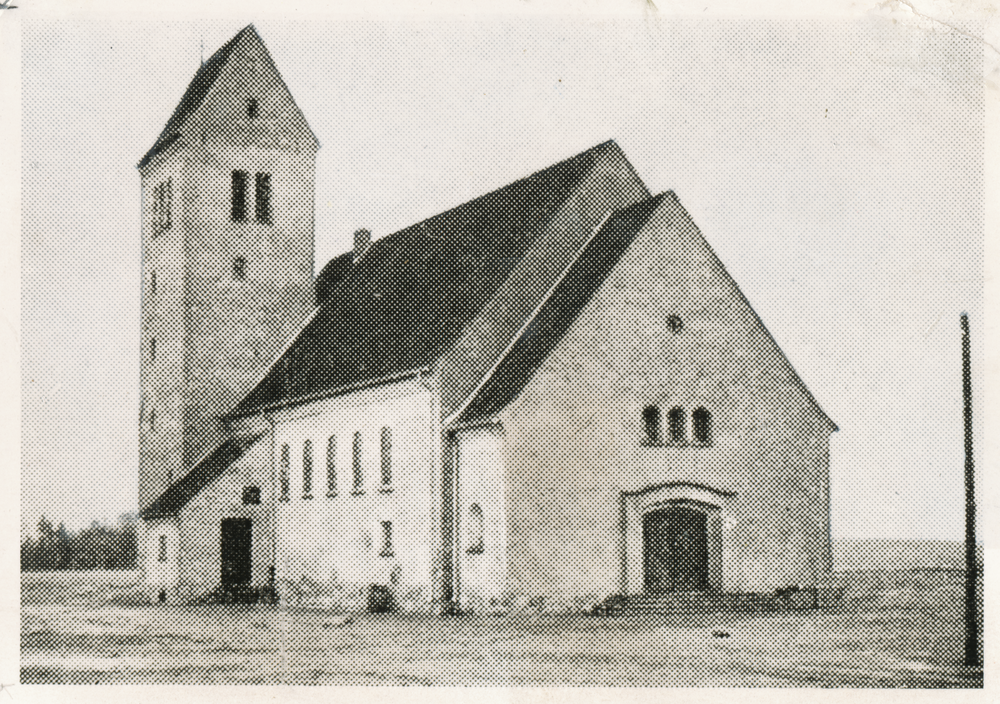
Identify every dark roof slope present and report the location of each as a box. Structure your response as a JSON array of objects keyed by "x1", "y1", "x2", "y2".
[
  {"x1": 139, "y1": 433, "x2": 264, "y2": 519},
  {"x1": 137, "y1": 25, "x2": 252, "y2": 169},
  {"x1": 231, "y1": 142, "x2": 618, "y2": 417},
  {"x1": 457, "y1": 193, "x2": 666, "y2": 424},
  {"x1": 314, "y1": 250, "x2": 355, "y2": 307}
]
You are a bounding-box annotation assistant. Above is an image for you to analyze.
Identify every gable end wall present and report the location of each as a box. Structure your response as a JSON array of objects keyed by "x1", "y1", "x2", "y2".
[{"x1": 497, "y1": 193, "x2": 834, "y2": 606}]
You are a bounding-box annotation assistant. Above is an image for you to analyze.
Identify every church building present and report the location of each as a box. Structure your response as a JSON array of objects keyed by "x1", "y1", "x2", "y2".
[{"x1": 138, "y1": 26, "x2": 836, "y2": 612}]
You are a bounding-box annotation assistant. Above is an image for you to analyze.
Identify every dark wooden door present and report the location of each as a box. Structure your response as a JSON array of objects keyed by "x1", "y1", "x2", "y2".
[
  {"x1": 220, "y1": 518, "x2": 252, "y2": 587},
  {"x1": 643, "y1": 507, "x2": 709, "y2": 592}
]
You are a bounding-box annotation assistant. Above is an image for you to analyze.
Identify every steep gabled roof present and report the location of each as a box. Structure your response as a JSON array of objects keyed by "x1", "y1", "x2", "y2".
[
  {"x1": 139, "y1": 433, "x2": 264, "y2": 520},
  {"x1": 230, "y1": 141, "x2": 632, "y2": 417},
  {"x1": 137, "y1": 24, "x2": 317, "y2": 170},
  {"x1": 455, "y1": 193, "x2": 667, "y2": 424}
]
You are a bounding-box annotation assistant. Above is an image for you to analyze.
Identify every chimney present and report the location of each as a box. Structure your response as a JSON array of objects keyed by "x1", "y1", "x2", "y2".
[{"x1": 353, "y1": 228, "x2": 371, "y2": 263}]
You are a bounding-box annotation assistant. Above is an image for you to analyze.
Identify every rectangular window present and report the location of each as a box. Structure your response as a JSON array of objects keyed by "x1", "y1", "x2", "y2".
[
  {"x1": 150, "y1": 337, "x2": 156, "y2": 363},
  {"x1": 149, "y1": 408, "x2": 156, "y2": 432},
  {"x1": 255, "y1": 172, "x2": 272, "y2": 225},
  {"x1": 231, "y1": 170, "x2": 248, "y2": 222},
  {"x1": 352, "y1": 432, "x2": 363, "y2": 492},
  {"x1": 379, "y1": 521, "x2": 393, "y2": 557},
  {"x1": 232, "y1": 256, "x2": 246, "y2": 281},
  {"x1": 380, "y1": 427, "x2": 392, "y2": 489},
  {"x1": 302, "y1": 440, "x2": 313, "y2": 498},
  {"x1": 158, "y1": 534, "x2": 167, "y2": 562},
  {"x1": 326, "y1": 436, "x2": 336, "y2": 496},
  {"x1": 279, "y1": 444, "x2": 290, "y2": 501},
  {"x1": 151, "y1": 180, "x2": 172, "y2": 235},
  {"x1": 246, "y1": 97, "x2": 259, "y2": 120},
  {"x1": 164, "y1": 178, "x2": 172, "y2": 230},
  {"x1": 150, "y1": 271, "x2": 156, "y2": 297}
]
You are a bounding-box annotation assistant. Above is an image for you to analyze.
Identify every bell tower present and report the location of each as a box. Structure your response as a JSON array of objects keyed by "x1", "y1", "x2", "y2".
[{"x1": 137, "y1": 25, "x2": 317, "y2": 510}]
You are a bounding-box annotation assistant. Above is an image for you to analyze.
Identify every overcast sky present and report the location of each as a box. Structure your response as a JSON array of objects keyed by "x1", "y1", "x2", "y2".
[{"x1": 19, "y1": 16, "x2": 983, "y2": 541}]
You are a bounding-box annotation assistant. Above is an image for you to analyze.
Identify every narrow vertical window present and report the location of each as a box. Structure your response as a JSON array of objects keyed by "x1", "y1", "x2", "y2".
[
  {"x1": 467, "y1": 504, "x2": 484, "y2": 554},
  {"x1": 379, "y1": 521, "x2": 393, "y2": 556},
  {"x1": 279, "y1": 444, "x2": 290, "y2": 501},
  {"x1": 164, "y1": 178, "x2": 172, "y2": 230},
  {"x1": 232, "y1": 256, "x2": 246, "y2": 281},
  {"x1": 149, "y1": 337, "x2": 156, "y2": 363},
  {"x1": 668, "y1": 407, "x2": 686, "y2": 444},
  {"x1": 326, "y1": 435, "x2": 337, "y2": 496},
  {"x1": 231, "y1": 170, "x2": 248, "y2": 222},
  {"x1": 150, "y1": 271, "x2": 156, "y2": 297},
  {"x1": 380, "y1": 427, "x2": 392, "y2": 488},
  {"x1": 302, "y1": 440, "x2": 313, "y2": 498},
  {"x1": 352, "y1": 432, "x2": 363, "y2": 492},
  {"x1": 246, "y1": 97, "x2": 259, "y2": 120},
  {"x1": 642, "y1": 406, "x2": 661, "y2": 445},
  {"x1": 693, "y1": 407, "x2": 712, "y2": 445},
  {"x1": 255, "y1": 173, "x2": 272, "y2": 225},
  {"x1": 149, "y1": 408, "x2": 156, "y2": 432},
  {"x1": 158, "y1": 534, "x2": 167, "y2": 562}
]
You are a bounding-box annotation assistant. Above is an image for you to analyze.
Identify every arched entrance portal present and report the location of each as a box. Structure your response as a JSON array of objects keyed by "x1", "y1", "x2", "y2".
[
  {"x1": 642, "y1": 505, "x2": 709, "y2": 592},
  {"x1": 621, "y1": 483, "x2": 735, "y2": 595}
]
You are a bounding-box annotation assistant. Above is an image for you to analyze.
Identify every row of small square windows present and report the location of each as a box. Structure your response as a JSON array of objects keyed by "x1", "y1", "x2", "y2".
[
  {"x1": 642, "y1": 405, "x2": 712, "y2": 445},
  {"x1": 279, "y1": 428, "x2": 392, "y2": 501}
]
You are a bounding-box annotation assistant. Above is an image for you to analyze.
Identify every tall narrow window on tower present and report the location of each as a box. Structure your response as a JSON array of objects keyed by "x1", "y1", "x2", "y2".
[
  {"x1": 151, "y1": 179, "x2": 172, "y2": 235},
  {"x1": 246, "y1": 97, "x2": 259, "y2": 120},
  {"x1": 231, "y1": 170, "x2": 248, "y2": 222},
  {"x1": 255, "y1": 173, "x2": 272, "y2": 225}
]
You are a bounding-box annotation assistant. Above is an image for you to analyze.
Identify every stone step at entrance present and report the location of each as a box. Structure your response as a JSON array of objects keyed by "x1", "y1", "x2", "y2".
[{"x1": 601, "y1": 588, "x2": 831, "y2": 616}]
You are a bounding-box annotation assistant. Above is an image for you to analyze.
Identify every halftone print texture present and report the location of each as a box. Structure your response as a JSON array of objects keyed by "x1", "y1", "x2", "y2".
[{"x1": 21, "y1": 19, "x2": 983, "y2": 687}]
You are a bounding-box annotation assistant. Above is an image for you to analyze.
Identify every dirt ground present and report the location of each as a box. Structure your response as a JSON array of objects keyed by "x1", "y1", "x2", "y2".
[{"x1": 21, "y1": 581, "x2": 983, "y2": 687}]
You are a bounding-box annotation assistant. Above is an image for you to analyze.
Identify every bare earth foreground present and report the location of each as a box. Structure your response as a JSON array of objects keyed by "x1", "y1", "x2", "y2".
[{"x1": 21, "y1": 571, "x2": 983, "y2": 687}]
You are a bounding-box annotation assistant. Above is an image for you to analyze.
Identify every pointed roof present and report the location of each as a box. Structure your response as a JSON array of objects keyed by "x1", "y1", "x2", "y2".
[
  {"x1": 139, "y1": 433, "x2": 264, "y2": 520},
  {"x1": 230, "y1": 141, "x2": 643, "y2": 417},
  {"x1": 137, "y1": 25, "x2": 316, "y2": 170},
  {"x1": 455, "y1": 193, "x2": 667, "y2": 424}
]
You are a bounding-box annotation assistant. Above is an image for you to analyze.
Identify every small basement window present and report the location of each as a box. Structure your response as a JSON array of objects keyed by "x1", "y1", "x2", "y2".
[{"x1": 242, "y1": 485, "x2": 261, "y2": 505}]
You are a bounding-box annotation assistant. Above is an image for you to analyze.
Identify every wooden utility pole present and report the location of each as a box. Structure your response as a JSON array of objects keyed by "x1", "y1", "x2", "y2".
[{"x1": 961, "y1": 313, "x2": 980, "y2": 667}]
